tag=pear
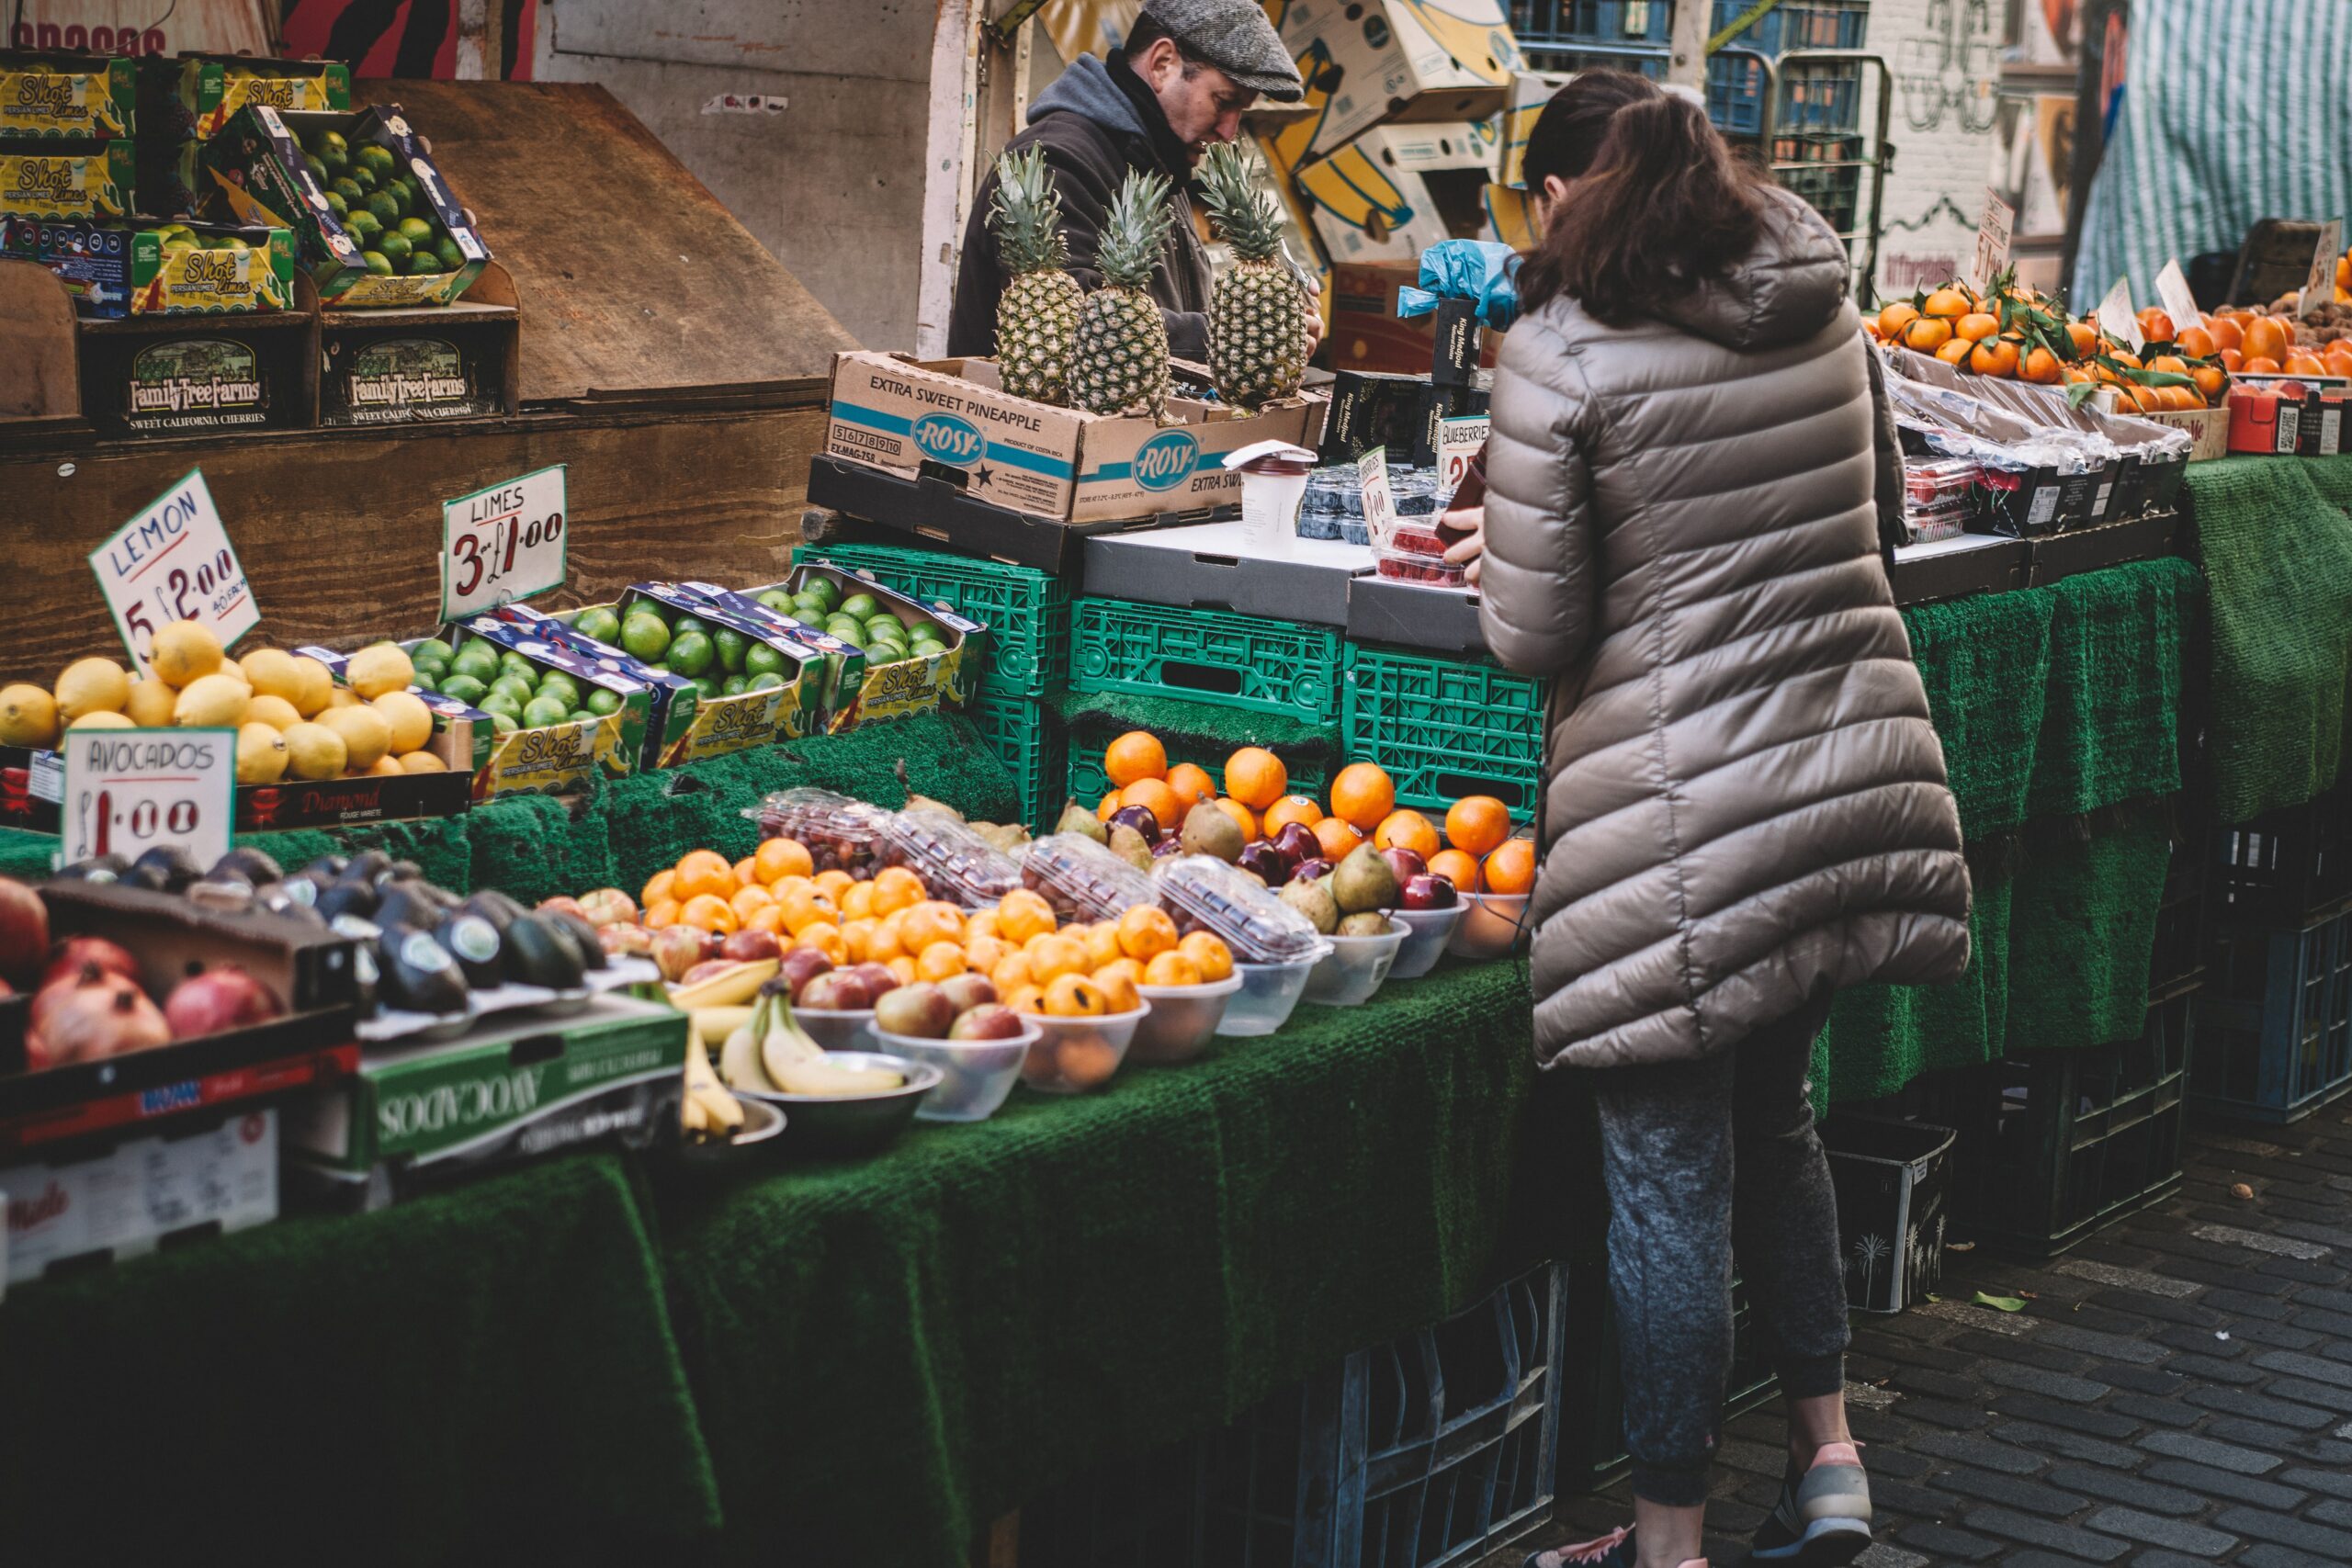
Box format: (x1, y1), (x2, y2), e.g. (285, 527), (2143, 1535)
(1055, 799), (1108, 845)
(1108, 822), (1154, 870)
(1179, 799), (1244, 863)
(1332, 842), (1399, 915)
(1279, 875), (1340, 934)
(1338, 911), (1391, 937)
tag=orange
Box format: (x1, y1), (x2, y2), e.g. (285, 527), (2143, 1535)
(733, 855), (759, 889)
(1967, 336), (2020, 378)
(2340, 254), (2352, 289)
(796, 921), (848, 966)
(917, 939), (968, 982)
(780, 887), (841, 937)
(996, 888), (1057, 944)
(886, 955), (918, 987)
(991, 951), (1038, 993)
(770, 874), (814, 903)
(2284, 352), (2329, 377)
(644, 898), (681, 931)
(1095, 788), (1123, 822)
(1935, 338), (1973, 366)
(1483, 838), (1536, 896)
(1329, 762), (1396, 831)
(812, 868), (856, 901)
(2064, 321), (2098, 358)
(1877, 302), (1919, 338)
(1043, 973), (1110, 1018)
(1953, 311), (1999, 343)
(754, 836), (814, 884)
(899, 899), (967, 953)
(1373, 808), (1441, 859)
(2327, 349), (2352, 378)
(2019, 345), (2063, 384)
(2204, 315), (2243, 354)
(1261, 794), (1325, 834)
(2192, 365), (2227, 400)
(1428, 848), (1483, 893)
(2147, 354), (2189, 378)
(1103, 730), (1168, 788)
(839, 917), (878, 963)
(641, 867), (676, 910)
(2244, 315), (2290, 366)
(1005, 982), (1047, 1015)
(2159, 384), (2200, 411)
(1122, 778), (1182, 832)
(2221, 347), (2245, 373)
(839, 880), (877, 922)
(1860, 316), (1883, 342)
(2062, 367), (2095, 386)
(747, 904), (786, 937)
(1899, 315), (1953, 352)
(964, 932), (1012, 975)
(2136, 307), (2175, 344)
(729, 885), (775, 923)
(1093, 963), (1142, 1014)
(679, 893), (739, 934)
(2176, 324), (2216, 359)
(1921, 287), (1972, 318)
(1223, 747), (1288, 810)
(1143, 951), (1203, 987)
(1080, 921), (1124, 969)
(869, 865), (925, 916)
(1163, 762), (1217, 808)
(965, 908), (1001, 942)
(1213, 796), (1260, 841)
(1311, 816), (1365, 860)
(1029, 933), (1090, 984)
(2109, 350), (2142, 371)
(1443, 795), (1511, 856)
(1178, 931), (1234, 981)
(1116, 905), (1181, 961)
(2243, 355), (2281, 375)
(673, 850), (734, 904)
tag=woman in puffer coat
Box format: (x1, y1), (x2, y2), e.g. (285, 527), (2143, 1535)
(1451, 73), (1973, 1568)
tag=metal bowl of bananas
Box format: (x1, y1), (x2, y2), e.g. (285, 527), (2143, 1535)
(675, 1092), (787, 1172)
(741, 1051), (942, 1158)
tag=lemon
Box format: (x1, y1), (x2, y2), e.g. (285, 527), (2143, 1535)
(318, 705), (391, 770)
(288, 655), (334, 717)
(246, 694), (302, 730)
(235, 722), (289, 784)
(150, 620), (223, 687)
(282, 722), (347, 781)
(172, 672), (250, 728)
(367, 755), (405, 777)
(347, 642), (414, 700)
(328, 688), (360, 709)
(54, 658), (130, 722)
(241, 649), (304, 703)
(67, 711), (135, 730)
(0, 684), (59, 748)
(397, 751), (448, 773)
(371, 690), (433, 753)
(124, 678), (177, 728)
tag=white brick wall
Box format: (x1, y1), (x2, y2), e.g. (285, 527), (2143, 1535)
(1860, 0), (2001, 301)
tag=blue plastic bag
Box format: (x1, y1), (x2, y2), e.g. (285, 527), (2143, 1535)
(1396, 241), (1520, 330)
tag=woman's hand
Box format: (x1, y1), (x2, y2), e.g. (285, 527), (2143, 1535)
(1441, 505), (1486, 585)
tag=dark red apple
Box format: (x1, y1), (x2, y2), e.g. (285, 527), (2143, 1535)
(875, 981), (956, 1039)
(1291, 857), (1333, 885)
(1379, 847), (1428, 885)
(948, 1002), (1027, 1040)
(848, 961), (898, 998)
(43, 935), (138, 991)
(1111, 803), (1163, 844)
(720, 929), (782, 964)
(1236, 840), (1295, 886)
(775, 945), (834, 998)
(937, 973), (998, 1015)
(0, 877), (49, 987)
(1271, 822), (1320, 863)
(1151, 838), (1182, 858)
(1401, 873), (1459, 910)
(797, 970), (870, 1011)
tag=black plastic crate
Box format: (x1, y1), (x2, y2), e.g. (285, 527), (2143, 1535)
(1021, 1263), (1567, 1568)
(2191, 910), (2352, 1123)
(2150, 832), (2210, 1001)
(1820, 1116), (1955, 1314)
(2212, 775), (2352, 928)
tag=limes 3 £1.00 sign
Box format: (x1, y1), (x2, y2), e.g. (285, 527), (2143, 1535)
(442, 464), (567, 620)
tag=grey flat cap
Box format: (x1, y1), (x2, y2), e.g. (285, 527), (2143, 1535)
(1139, 0), (1306, 100)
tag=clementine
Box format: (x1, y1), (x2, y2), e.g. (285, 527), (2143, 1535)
(1042, 973), (1111, 1017)
(1921, 287), (1972, 318)
(755, 836), (814, 885)
(1163, 761), (1217, 808)
(1214, 796), (1260, 840)
(1311, 816), (1365, 860)
(1223, 747), (1288, 810)
(1116, 904), (1181, 961)
(886, 955), (918, 987)
(1103, 729), (1168, 788)
(1483, 838), (1536, 896)
(991, 951), (1038, 993)
(1261, 794), (1325, 834)
(1935, 338), (1973, 366)
(2176, 324), (2216, 359)
(2221, 347), (2245, 373)
(1329, 761), (1396, 831)
(1142, 952), (1204, 987)
(673, 850), (734, 904)
(1429, 848), (1483, 893)
(1900, 315), (1953, 352)
(1178, 931), (1234, 981)
(678, 893), (739, 934)
(1953, 311), (1998, 343)
(1092, 962), (1142, 1014)
(1877, 302), (1919, 338)
(1374, 809), (1442, 859)
(1443, 795), (1512, 855)
(1028, 933), (1090, 984)
(644, 898), (681, 931)
(899, 899), (967, 953)
(917, 940), (968, 982)
(641, 868), (676, 910)
(2136, 307), (2175, 344)
(1003, 982), (1046, 1016)
(2064, 321), (2098, 358)
(2019, 345), (2063, 384)
(996, 888), (1057, 944)
(1122, 777), (1183, 832)
(869, 865), (926, 916)
(1095, 788), (1123, 822)
(2204, 315), (2243, 354)
(729, 885), (775, 923)
(2243, 315), (2290, 366)
(1968, 337), (2021, 377)
(733, 855), (759, 889)
(1079, 921), (1123, 969)
(2243, 355), (2281, 375)
(797, 922), (849, 967)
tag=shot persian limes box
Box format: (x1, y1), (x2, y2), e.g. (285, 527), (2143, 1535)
(0, 51), (134, 140)
(174, 55), (349, 141)
(0, 140), (131, 219)
(486, 602), (700, 772)
(414, 620), (653, 799)
(728, 567), (987, 728)
(673, 579), (872, 733)
(1, 215), (291, 318)
(198, 101), (490, 308)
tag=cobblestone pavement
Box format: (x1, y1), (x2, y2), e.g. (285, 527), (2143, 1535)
(1493, 1101), (2352, 1567)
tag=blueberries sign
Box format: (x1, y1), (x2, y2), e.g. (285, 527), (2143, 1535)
(1131, 429), (1199, 491)
(911, 412), (984, 468)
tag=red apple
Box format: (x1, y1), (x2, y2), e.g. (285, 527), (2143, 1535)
(0, 877), (49, 987)
(797, 970), (870, 1011)
(650, 924), (714, 984)
(162, 965), (282, 1040)
(937, 973), (998, 1015)
(948, 1002), (1027, 1041)
(43, 935), (138, 991)
(1379, 847), (1428, 885)
(1271, 822), (1320, 863)
(875, 982), (956, 1039)
(575, 888), (639, 928)
(537, 895), (589, 923)
(848, 962), (898, 998)
(1291, 857), (1333, 885)
(1401, 873), (1459, 910)
(775, 945), (834, 998)
(719, 929), (782, 964)
(1237, 840), (1295, 886)
(597, 922), (653, 958)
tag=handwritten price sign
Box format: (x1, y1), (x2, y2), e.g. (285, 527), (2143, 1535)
(88, 468), (258, 677)
(61, 727), (234, 872)
(441, 464), (567, 619)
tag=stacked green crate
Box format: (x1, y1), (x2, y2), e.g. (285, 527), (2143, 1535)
(1069, 599), (1343, 725)
(1342, 644), (1548, 817)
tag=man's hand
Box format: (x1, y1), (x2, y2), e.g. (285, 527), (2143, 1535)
(1441, 504), (1485, 585)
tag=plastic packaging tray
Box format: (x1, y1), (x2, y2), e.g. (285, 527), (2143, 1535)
(1023, 833), (1157, 924)
(746, 787), (889, 875)
(1154, 853), (1329, 964)
(876, 810), (1023, 908)
(1374, 542), (1470, 587)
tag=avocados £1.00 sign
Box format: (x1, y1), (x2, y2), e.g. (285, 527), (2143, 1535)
(87, 468), (259, 678)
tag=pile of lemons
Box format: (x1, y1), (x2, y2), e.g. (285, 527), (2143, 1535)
(0, 623), (448, 784)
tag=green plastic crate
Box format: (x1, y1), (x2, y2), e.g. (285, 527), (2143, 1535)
(1066, 739), (1330, 813)
(974, 691), (1069, 834)
(792, 542), (1069, 697)
(1070, 598), (1342, 724)
(1343, 644), (1548, 816)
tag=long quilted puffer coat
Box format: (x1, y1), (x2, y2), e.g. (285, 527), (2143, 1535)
(1478, 188), (1973, 1069)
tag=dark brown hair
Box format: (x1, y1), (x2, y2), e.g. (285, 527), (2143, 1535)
(1521, 69), (1662, 186)
(1516, 84), (1769, 325)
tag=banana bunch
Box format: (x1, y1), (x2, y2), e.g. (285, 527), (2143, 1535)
(718, 987), (903, 1098)
(680, 1036), (746, 1137)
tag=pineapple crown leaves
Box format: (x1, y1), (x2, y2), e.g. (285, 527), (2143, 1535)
(1197, 142), (1286, 264)
(1095, 168), (1176, 293)
(989, 146), (1070, 276)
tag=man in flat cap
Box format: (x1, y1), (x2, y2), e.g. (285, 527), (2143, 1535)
(949, 0), (1321, 367)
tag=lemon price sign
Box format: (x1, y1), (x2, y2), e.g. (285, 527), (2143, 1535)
(441, 464), (567, 619)
(87, 468), (258, 679)
(60, 727), (234, 873)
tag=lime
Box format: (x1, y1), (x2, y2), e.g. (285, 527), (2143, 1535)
(315, 130), (350, 162)
(620, 615), (670, 661)
(438, 673), (488, 705)
(435, 236), (465, 271)
(346, 164), (377, 194)
(755, 591), (794, 614)
(459, 637), (501, 662)
(344, 209), (381, 244)
(330, 176), (365, 207)
(522, 695), (571, 730)
(691, 677), (722, 702)
(584, 687), (622, 716)
(498, 652), (537, 680)
(406, 251), (442, 276)
(411, 658), (448, 686)
(362, 250), (395, 276)
(864, 644), (904, 665)
(672, 615), (710, 645)
(486, 711), (518, 736)
(477, 693), (523, 720)
(790, 598), (829, 622)
(450, 648), (498, 684)
(377, 231), (413, 265)
(304, 153), (329, 183)
(367, 191), (401, 228)
(802, 578), (842, 608)
(385, 178), (416, 219)
(567, 710), (598, 727)
(397, 217), (435, 246)
(356, 143), (396, 178)
(537, 674), (582, 707)
(746, 673), (784, 694)
(488, 675), (536, 706)
(866, 613), (908, 636)
(572, 606), (621, 645)
(413, 637), (456, 664)
(712, 627), (749, 673)
(824, 617), (864, 643)
(743, 644), (786, 680)
(631, 599), (677, 627)
(668, 631), (715, 678)
(720, 674), (748, 697)
(837, 592), (880, 621)
(322, 190), (348, 220)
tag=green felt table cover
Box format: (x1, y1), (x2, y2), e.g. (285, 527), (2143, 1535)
(2184, 457), (2352, 822)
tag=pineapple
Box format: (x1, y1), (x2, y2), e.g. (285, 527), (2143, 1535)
(988, 147), (1084, 406)
(1197, 142), (1309, 410)
(1070, 169), (1175, 419)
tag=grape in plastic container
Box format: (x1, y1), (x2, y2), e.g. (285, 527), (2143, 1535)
(1152, 853), (1328, 965)
(745, 787), (888, 875)
(876, 809), (1023, 908)
(1022, 833), (1158, 924)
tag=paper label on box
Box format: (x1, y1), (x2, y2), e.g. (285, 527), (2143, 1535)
(88, 468), (258, 675)
(60, 727), (235, 871)
(2092, 481), (2114, 518)
(441, 465), (567, 619)
(2097, 276), (2143, 352)
(2300, 219), (2343, 316)
(4, 1111), (277, 1285)
(2155, 259), (2202, 337)
(2027, 487), (2060, 527)
(2323, 408), (2343, 457)
(1968, 189), (2014, 294)
(1438, 415), (1490, 498)
(1358, 447), (1398, 546)
(2278, 403), (2301, 453)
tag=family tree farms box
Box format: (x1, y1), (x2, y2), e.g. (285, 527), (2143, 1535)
(825, 352), (1324, 525)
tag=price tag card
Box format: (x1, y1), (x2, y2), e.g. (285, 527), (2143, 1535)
(2299, 218), (2343, 316)
(2155, 259), (2203, 336)
(1437, 415), (1490, 499)
(441, 464), (568, 620)
(61, 727), (234, 872)
(2097, 276), (2143, 352)
(1356, 447), (1397, 547)
(87, 469), (257, 677)
(1968, 189), (2015, 294)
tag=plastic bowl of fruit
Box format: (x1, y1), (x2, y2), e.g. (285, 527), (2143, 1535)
(1217, 946), (1331, 1036)
(1302, 919), (1407, 1006)
(1387, 904), (1467, 979)
(742, 1052), (942, 1157)
(796, 1005), (877, 1054)
(1447, 894), (1532, 962)
(1020, 1005), (1149, 1093)
(1129, 974), (1244, 1064)
(876, 1021), (1040, 1122)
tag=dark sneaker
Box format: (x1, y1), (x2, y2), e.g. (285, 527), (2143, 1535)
(1748, 1442), (1871, 1564)
(1524, 1525), (1707, 1568)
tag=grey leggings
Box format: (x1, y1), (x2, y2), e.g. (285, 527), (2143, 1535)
(1592, 995), (1849, 1506)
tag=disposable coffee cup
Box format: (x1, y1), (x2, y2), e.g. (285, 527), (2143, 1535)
(1225, 440), (1317, 555)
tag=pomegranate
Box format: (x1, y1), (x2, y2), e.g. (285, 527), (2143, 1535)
(29, 971), (167, 1067)
(0, 877), (49, 987)
(163, 965), (284, 1041)
(42, 934), (139, 991)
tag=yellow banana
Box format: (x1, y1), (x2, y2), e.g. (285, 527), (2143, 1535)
(769, 1056), (904, 1098)
(669, 958), (779, 1010)
(684, 1039), (745, 1132)
(691, 1005), (756, 1048)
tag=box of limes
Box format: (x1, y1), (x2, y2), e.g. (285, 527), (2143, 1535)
(175, 55), (349, 141)
(578, 584), (834, 764)
(489, 602), (700, 773)
(724, 569), (988, 729)
(0, 51), (135, 140)
(416, 621), (652, 799)
(198, 102), (490, 309)
(1, 216), (292, 317)
(0, 140), (132, 220)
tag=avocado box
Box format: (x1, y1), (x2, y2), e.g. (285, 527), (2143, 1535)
(0, 51), (134, 140)
(737, 567), (986, 727)
(282, 992), (685, 1208)
(588, 582), (833, 761)
(198, 102), (491, 309)
(175, 55), (349, 141)
(0, 140), (132, 219)
(488, 602), (700, 771)
(824, 351), (1326, 525)
(1, 215), (292, 318)
(431, 617), (653, 798)
(674, 580), (871, 734)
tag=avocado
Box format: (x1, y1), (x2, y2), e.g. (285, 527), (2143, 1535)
(376, 925), (470, 1016)
(342, 850), (393, 886)
(210, 848), (285, 886)
(435, 911), (505, 989)
(56, 852), (129, 884)
(316, 876), (381, 923)
(128, 844), (204, 894)
(502, 913), (585, 990)
(371, 881), (443, 935)
(302, 854), (350, 881)
(461, 889), (528, 933)
(542, 909), (607, 972)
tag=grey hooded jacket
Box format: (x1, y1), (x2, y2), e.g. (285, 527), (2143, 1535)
(1479, 188), (1971, 1069)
